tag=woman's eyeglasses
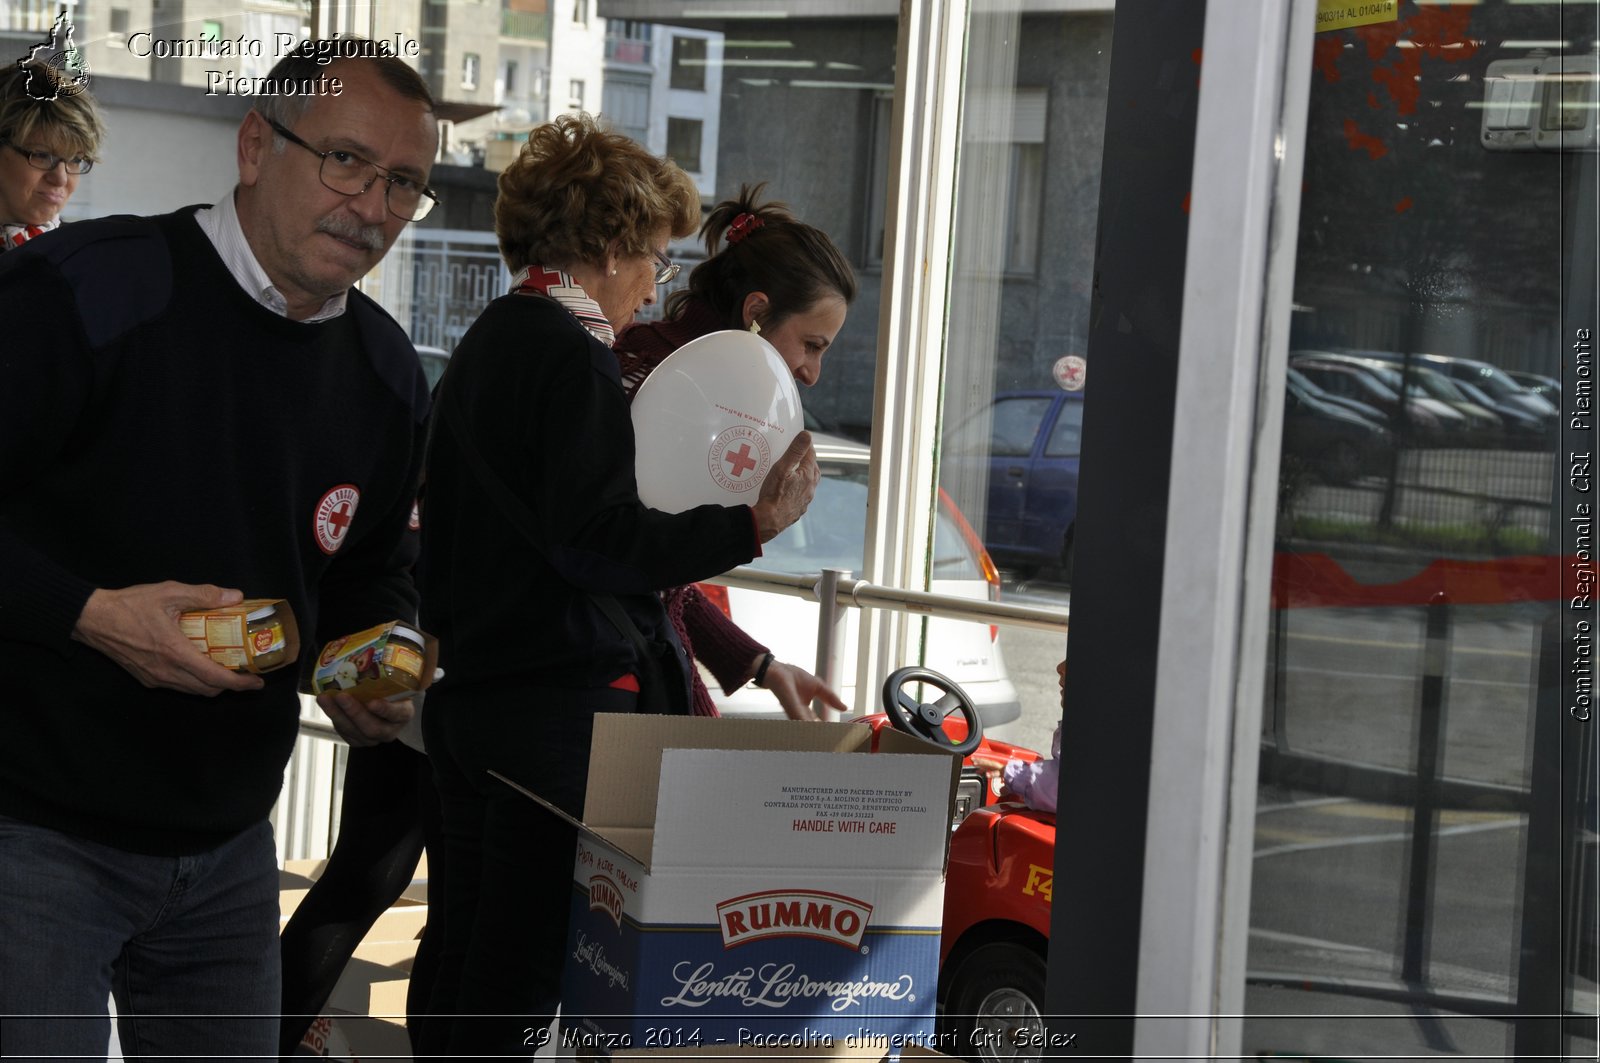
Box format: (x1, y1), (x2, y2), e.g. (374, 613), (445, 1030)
(3, 141), (93, 175)
(652, 248), (680, 285)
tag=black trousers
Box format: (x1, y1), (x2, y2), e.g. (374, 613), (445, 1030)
(277, 739), (443, 1059)
(416, 683), (636, 1060)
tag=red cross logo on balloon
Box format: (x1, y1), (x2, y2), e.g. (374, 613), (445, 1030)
(723, 443), (759, 478)
(708, 426), (771, 494)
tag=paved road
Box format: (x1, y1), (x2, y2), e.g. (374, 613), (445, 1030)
(984, 577), (1071, 754)
(982, 575), (1591, 1057)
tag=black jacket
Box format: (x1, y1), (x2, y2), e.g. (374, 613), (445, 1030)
(419, 293), (759, 693)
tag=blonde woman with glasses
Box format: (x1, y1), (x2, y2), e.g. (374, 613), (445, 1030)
(0, 60), (103, 252)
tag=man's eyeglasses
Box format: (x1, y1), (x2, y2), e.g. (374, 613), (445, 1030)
(652, 248), (680, 285)
(2, 141), (93, 175)
(264, 118), (439, 223)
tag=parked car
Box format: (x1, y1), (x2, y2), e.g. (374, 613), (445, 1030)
(1291, 351), (1471, 443)
(940, 390), (1084, 578)
(1319, 351), (1506, 445)
(1420, 353), (1561, 422)
(1449, 376), (1551, 447)
(1285, 365), (1387, 426)
(1282, 372), (1393, 482)
(1350, 349), (1560, 430)
(1507, 369), (1561, 408)
(1403, 363), (1510, 443)
(416, 344), (450, 390)
(705, 432), (1022, 729)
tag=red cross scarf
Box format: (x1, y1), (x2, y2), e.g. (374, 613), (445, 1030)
(509, 265), (615, 347)
(2, 219), (57, 251)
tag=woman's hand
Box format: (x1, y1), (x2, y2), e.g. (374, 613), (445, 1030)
(758, 658), (849, 722)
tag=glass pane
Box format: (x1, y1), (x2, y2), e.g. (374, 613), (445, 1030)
(670, 35), (707, 91)
(1246, 2), (1597, 1056)
(935, 4), (1111, 763)
(748, 457), (871, 577)
(1043, 400), (1085, 458)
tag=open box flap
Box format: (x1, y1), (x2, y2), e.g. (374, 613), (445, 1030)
(494, 716), (963, 870)
(579, 715), (895, 829)
(650, 749), (955, 872)
(485, 770), (658, 871)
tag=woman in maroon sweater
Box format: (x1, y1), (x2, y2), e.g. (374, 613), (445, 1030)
(614, 185), (858, 719)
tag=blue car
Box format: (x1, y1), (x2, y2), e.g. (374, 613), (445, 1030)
(942, 389), (1084, 577)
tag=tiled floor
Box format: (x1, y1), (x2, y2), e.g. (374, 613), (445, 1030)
(280, 858), (572, 1060)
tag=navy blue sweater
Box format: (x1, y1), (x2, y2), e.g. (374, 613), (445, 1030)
(0, 209), (428, 854)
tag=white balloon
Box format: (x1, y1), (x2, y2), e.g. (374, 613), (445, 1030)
(632, 330), (803, 513)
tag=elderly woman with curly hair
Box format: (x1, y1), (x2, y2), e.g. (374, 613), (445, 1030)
(0, 61), (103, 251)
(415, 114), (819, 1057)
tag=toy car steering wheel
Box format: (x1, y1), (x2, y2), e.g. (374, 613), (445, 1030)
(881, 667), (984, 756)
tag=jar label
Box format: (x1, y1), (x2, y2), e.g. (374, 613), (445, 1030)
(386, 644), (425, 680)
(251, 623), (285, 656)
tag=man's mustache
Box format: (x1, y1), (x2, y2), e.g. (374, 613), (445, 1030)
(316, 216), (384, 251)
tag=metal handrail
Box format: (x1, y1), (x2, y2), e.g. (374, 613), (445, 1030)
(705, 565), (1072, 633)
(298, 718), (342, 742)
(294, 567), (1067, 740)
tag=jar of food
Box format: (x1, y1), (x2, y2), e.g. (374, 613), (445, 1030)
(379, 625), (427, 691)
(246, 603), (290, 672)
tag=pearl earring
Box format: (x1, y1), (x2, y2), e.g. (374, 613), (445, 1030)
(749, 320), (762, 336)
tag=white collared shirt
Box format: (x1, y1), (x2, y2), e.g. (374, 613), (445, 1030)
(194, 192), (348, 323)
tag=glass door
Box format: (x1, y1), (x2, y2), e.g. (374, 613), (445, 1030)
(1243, 1), (1598, 1056)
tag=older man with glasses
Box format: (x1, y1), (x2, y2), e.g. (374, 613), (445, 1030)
(0, 41), (437, 1060)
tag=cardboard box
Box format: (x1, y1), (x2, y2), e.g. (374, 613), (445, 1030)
(307, 621), (439, 702)
(178, 598), (299, 674)
(503, 715), (961, 1060)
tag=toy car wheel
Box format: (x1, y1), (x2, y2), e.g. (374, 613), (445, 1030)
(945, 942), (1047, 1063)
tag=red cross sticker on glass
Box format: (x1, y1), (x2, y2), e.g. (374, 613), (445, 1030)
(723, 443), (759, 478)
(314, 484), (362, 555)
(1053, 354), (1087, 392)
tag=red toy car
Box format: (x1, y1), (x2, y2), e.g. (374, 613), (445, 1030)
(862, 668), (1055, 1062)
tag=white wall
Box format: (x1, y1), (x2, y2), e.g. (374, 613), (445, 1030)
(72, 104), (244, 220)
(547, 0), (605, 117)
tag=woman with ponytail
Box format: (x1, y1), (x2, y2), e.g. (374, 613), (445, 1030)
(613, 184), (858, 722)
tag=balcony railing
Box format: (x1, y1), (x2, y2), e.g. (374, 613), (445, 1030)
(500, 10), (549, 40)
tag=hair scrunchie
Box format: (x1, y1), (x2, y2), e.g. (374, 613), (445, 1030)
(726, 212), (766, 245)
